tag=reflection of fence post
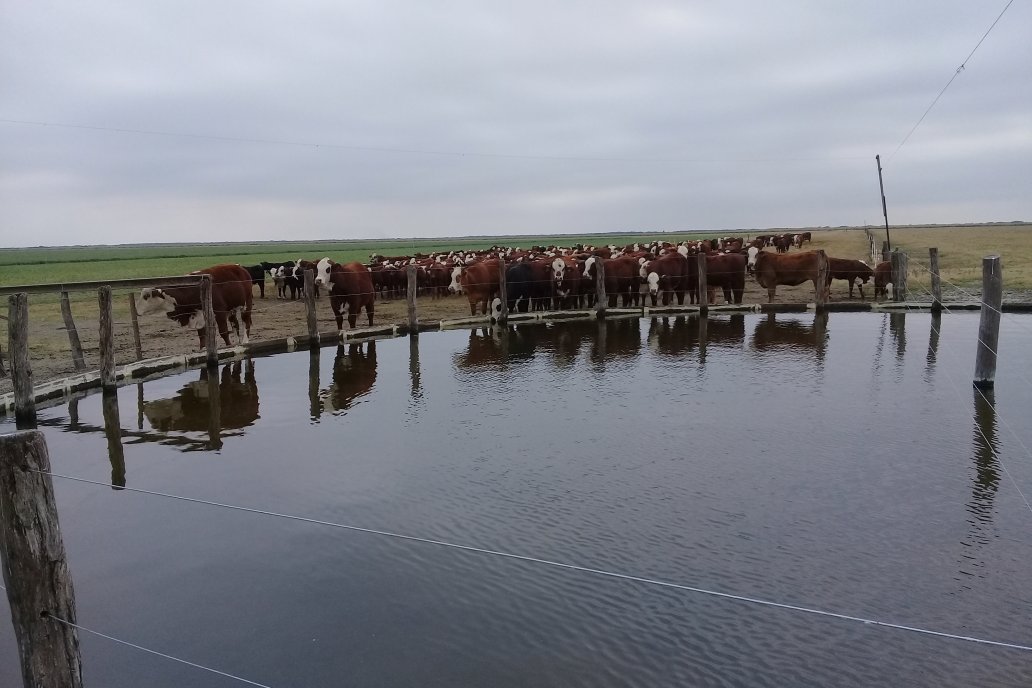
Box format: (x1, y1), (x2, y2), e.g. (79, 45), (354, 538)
(8, 293), (35, 428)
(929, 247), (942, 311)
(973, 255), (1002, 389)
(128, 293), (144, 360)
(199, 275), (217, 366)
(496, 258), (508, 324)
(696, 253), (708, 313)
(98, 286), (116, 389)
(206, 367), (223, 450)
(815, 249), (829, 307)
(304, 269), (319, 345)
(0, 430), (84, 688)
(59, 291), (86, 372)
(594, 259), (607, 317)
(406, 265), (418, 332)
(102, 390), (126, 489)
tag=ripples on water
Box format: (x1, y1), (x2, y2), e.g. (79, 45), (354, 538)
(2, 313), (1032, 687)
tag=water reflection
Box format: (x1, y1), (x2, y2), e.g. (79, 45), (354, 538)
(889, 312), (907, 363)
(647, 315), (746, 357)
(142, 360), (259, 449)
(102, 390), (125, 489)
(957, 387), (1001, 588)
(751, 312), (829, 359)
(925, 311), (941, 382)
(315, 343), (378, 417)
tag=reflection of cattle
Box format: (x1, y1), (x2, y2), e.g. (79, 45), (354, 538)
(647, 314), (746, 355)
(593, 318), (642, 360)
(827, 258), (874, 299)
(144, 360), (259, 432)
(319, 343), (378, 415)
(454, 328), (505, 370)
(753, 251), (826, 303)
(138, 263), (253, 348)
(752, 313), (828, 352)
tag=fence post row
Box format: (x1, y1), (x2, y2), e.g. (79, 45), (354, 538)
(0, 430), (85, 688)
(59, 292), (86, 372)
(8, 293), (35, 429)
(890, 251), (908, 302)
(928, 247), (942, 311)
(973, 255), (1003, 389)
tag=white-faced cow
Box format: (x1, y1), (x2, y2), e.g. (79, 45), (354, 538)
(138, 264), (253, 348)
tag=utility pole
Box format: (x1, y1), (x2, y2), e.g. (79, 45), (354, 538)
(876, 155), (892, 252)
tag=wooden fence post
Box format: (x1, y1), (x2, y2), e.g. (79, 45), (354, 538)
(0, 430), (84, 688)
(594, 258), (607, 317)
(929, 247), (942, 311)
(304, 269), (319, 345)
(697, 253), (708, 313)
(98, 286), (116, 389)
(406, 265), (418, 333)
(8, 293), (35, 429)
(815, 249), (829, 307)
(890, 251), (908, 303)
(59, 292), (86, 372)
(128, 293), (144, 361)
(973, 255), (1002, 389)
(198, 275), (217, 366)
(882, 241), (890, 263)
(496, 258), (508, 324)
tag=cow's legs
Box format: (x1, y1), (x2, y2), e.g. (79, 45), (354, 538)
(216, 312), (232, 346)
(767, 287), (776, 303)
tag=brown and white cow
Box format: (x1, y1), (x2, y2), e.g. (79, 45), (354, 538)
(705, 252), (747, 304)
(642, 252), (691, 306)
(450, 259), (501, 315)
(138, 263), (253, 348)
(873, 261), (893, 300)
(752, 250), (828, 303)
(827, 258), (874, 299)
(326, 262), (375, 329)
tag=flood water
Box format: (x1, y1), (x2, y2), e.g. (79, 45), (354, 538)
(3, 312), (1032, 687)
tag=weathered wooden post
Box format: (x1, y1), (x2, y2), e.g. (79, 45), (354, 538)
(0, 341), (6, 378)
(973, 255), (1002, 389)
(128, 293), (144, 360)
(815, 249), (830, 307)
(696, 253), (708, 313)
(304, 269), (319, 345)
(496, 257), (508, 324)
(594, 258), (607, 317)
(0, 430), (84, 688)
(882, 241), (890, 263)
(98, 286), (116, 389)
(59, 292), (86, 372)
(890, 251), (909, 303)
(199, 275), (217, 366)
(929, 247), (942, 311)
(8, 293), (35, 429)
(406, 265), (418, 333)
(101, 390), (126, 489)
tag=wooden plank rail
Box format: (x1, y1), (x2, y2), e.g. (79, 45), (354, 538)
(0, 274), (207, 297)
(0, 430), (84, 688)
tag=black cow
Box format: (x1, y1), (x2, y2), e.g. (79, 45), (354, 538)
(243, 264), (266, 298)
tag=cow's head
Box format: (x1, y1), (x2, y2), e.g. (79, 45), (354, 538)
(315, 257), (333, 287)
(448, 266), (464, 294)
(583, 256), (597, 281)
(646, 270), (661, 296)
(747, 246), (760, 274)
(138, 288), (175, 315)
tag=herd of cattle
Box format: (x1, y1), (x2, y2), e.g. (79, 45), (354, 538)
(136, 234), (895, 348)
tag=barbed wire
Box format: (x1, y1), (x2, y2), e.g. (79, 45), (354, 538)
(43, 613), (274, 688)
(31, 468), (1032, 653)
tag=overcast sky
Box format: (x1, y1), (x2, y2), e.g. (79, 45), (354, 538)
(2, 1), (1029, 247)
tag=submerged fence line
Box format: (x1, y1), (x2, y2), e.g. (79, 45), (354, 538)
(22, 466), (1032, 654)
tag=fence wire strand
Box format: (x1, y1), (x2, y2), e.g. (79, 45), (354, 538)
(32, 469), (1032, 653)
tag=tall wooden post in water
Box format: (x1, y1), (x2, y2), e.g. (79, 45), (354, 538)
(815, 250), (830, 307)
(973, 255), (1002, 389)
(496, 258), (508, 325)
(406, 265), (418, 333)
(696, 253), (708, 314)
(98, 286), (117, 389)
(0, 430), (84, 688)
(304, 269), (319, 345)
(594, 259), (607, 318)
(199, 275), (218, 366)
